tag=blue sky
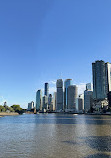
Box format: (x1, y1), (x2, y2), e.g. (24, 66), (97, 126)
(0, 0), (111, 108)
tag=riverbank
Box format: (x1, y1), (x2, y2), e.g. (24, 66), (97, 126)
(0, 112), (19, 116)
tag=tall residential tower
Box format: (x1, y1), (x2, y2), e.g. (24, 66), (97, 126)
(56, 79), (63, 111)
(36, 90), (42, 111)
(64, 79), (73, 109)
(67, 85), (78, 111)
(44, 83), (49, 97)
(92, 60), (111, 101)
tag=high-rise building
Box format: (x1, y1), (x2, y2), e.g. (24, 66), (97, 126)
(44, 83), (49, 97)
(28, 101), (34, 111)
(67, 85), (78, 110)
(49, 100), (54, 111)
(105, 62), (111, 95)
(92, 60), (111, 101)
(78, 98), (84, 112)
(79, 93), (84, 110)
(36, 90), (42, 111)
(64, 79), (73, 109)
(86, 83), (93, 91)
(42, 95), (48, 110)
(53, 92), (56, 111)
(108, 91), (111, 107)
(48, 94), (52, 110)
(84, 90), (93, 112)
(48, 94), (53, 105)
(56, 79), (63, 111)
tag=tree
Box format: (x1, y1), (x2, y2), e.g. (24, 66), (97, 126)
(11, 105), (23, 114)
(8, 107), (15, 112)
(11, 105), (21, 111)
(0, 105), (5, 112)
(3, 105), (9, 111)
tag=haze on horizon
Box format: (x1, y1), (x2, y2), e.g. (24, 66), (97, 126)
(0, 0), (111, 108)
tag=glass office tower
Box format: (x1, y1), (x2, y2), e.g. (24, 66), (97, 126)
(67, 85), (78, 110)
(64, 79), (73, 109)
(56, 79), (63, 111)
(44, 83), (49, 97)
(36, 89), (42, 111)
(92, 60), (111, 101)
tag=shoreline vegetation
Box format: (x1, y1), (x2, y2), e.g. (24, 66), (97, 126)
(0, 104), (26, 116)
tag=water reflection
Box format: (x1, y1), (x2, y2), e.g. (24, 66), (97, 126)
(81, 136), (111, 152)
(1, 114), (111, 125)
(0, 114), (111, 158)
(85, 153), (111, 158)
(62, 136), (111, 152)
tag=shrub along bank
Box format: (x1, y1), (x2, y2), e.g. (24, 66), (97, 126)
(0, 104), (26, 114)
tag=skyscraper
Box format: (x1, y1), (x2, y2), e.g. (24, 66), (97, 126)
(56, 79), (63, 111)
(44, 83), (49, 97)
(86, 83), (93, 91)
(64, 79), (73, 109)
(48, 94), (53, 105)
(92, 60), (111, 100)
(28, 101), (34, 111)
(105, 62), (111, 95)
(48, 94), (54, 111)
(108, 91), (111, 107)
(78, 98), (84, 112)
(79, 93), (84, 110)
(84, 90), (93, 112)
(67, 85), (78, 110)
(42, 95), (48, 110)
(36, 90), (42, 111)
(53, 92), (56, 111)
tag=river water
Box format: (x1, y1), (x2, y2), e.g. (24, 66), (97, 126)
(0, 114), (111, 158)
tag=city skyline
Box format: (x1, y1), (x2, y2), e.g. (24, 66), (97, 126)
(0, 60), (110, 108)
(1, 0), (111, 108)
(34, 60), (111, 113)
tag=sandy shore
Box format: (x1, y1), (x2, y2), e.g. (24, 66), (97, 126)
(0, 112), (19, 116)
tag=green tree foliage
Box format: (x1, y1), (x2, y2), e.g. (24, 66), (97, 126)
(3, 105), (9, 111)
(11, 105), (21, 112)
(8, 107), (15, 112)
(0, 105), (6, 112)
(11, 105), (25, 114)
(0, 104), (25, 114)
(0, 104), (26, 114)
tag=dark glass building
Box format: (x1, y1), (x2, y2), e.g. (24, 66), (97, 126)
(92, 60), (111, 101)
(108, 91), (111, 107)
(44, 83), (49, 97)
